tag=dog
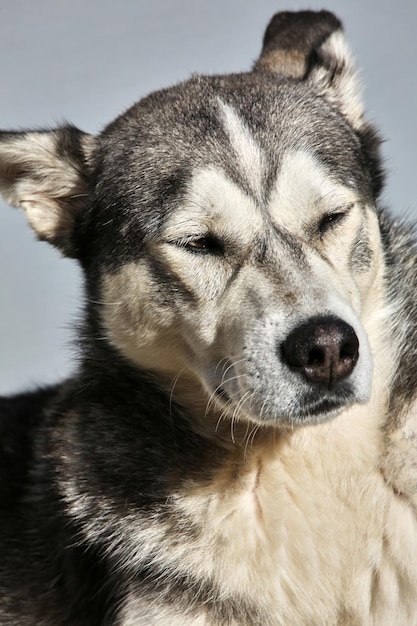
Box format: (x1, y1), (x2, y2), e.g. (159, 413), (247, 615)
(1, 9), (417, 625)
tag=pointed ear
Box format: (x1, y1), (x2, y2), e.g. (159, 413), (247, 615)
(254, 10), (364, 130)
(0, 126), (95, 257)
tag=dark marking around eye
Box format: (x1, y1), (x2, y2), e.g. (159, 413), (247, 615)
(146, 255), (197, 303)
(177, 235), (224, 256)
(318, 211), (347, 236)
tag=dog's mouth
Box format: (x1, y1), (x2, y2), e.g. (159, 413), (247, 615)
(283, 395), (355, 425)
(208, 376), (358, 427)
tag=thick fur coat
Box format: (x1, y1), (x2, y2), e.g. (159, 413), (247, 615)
(0, 10), (416, 626)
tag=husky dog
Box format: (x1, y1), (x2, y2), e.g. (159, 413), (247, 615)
(0, 9), (417, 626)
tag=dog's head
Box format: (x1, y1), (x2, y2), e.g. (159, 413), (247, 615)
(0, 11), (385, 427)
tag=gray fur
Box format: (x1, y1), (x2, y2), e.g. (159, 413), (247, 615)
(0, 10), (416, 626)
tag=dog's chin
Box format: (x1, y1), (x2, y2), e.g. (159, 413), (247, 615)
(212, 386), (361, 428)
(273, 400), (353, 427)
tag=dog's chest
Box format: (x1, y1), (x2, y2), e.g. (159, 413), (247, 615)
(119, 430), (417, 625)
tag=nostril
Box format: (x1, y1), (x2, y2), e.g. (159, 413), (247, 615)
(307, 348), (325, 366)
(281, 316), (359, 388)
(340, 339), (359, 359)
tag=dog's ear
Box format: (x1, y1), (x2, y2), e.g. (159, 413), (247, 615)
(254, 10), (364, 130)
(0, 126), (95, 257)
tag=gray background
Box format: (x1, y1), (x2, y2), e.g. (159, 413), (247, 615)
(0, 0), (416, 394)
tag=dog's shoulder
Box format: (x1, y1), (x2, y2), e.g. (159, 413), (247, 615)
(0, 386), (58, 500)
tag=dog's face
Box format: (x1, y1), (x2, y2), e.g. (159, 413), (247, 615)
(0, 11), (384, 427)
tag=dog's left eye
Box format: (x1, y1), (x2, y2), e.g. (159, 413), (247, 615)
(318, 211), (346, 236)
(179, 235), (223, 255)
(186, 237), (210, 252)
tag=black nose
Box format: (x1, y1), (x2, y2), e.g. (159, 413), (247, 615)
(281, 316), (359, 388)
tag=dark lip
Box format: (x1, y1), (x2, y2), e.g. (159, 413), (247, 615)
(212, 385), (354, 424)
(281, 382), (357, 418)
(254, 399), (351, 427)
(292, 397), (350, 420)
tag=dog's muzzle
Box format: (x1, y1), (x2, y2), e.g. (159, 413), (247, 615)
(203, 311), (370, 426)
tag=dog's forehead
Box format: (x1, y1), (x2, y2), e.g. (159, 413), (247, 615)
(95, 73), (370, 241)
(101, 74), (363, 167)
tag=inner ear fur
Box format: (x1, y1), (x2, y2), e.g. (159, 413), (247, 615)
(0, 125), (95, 257)
(254, 10), (365, 131)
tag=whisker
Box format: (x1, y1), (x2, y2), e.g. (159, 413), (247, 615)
(204, 357), (243, 417)
(228, 389), (254, 444)
(244, 421), (260, 459)
(169, 368), (188, 418)
(219, 358), (246, 386)
(88, 299), (121, 306)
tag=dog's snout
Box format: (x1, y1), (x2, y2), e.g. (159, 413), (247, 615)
(281, 316), (359, 388)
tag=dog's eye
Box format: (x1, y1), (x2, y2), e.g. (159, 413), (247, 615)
(181, 235), (223, 255)
(186, 237), (210, 251)
(318, 212), (346, 236)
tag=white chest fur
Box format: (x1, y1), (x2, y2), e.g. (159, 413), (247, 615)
(119, 408), (417, 626)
